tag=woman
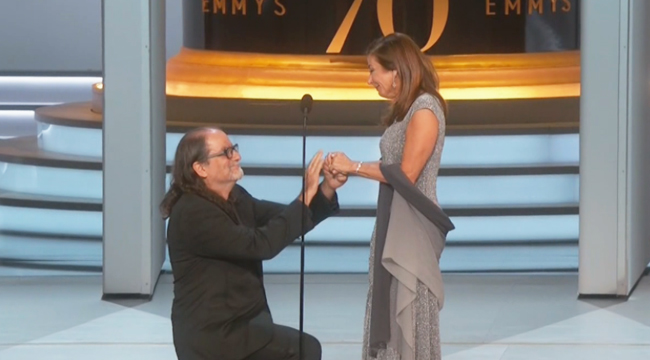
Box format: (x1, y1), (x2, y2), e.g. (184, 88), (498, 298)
(327, 33), (451, 360)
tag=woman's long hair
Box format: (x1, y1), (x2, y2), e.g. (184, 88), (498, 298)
(160, 127), (238, 221)
(366, 32), (448, 126)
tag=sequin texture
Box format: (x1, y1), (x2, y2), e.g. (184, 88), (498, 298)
(361, 93), (446, 360)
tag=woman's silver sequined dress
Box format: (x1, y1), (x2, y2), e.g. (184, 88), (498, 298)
(362, 93), (447, 360)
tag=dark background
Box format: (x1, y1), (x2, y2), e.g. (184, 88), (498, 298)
(184, 0), (580, 55)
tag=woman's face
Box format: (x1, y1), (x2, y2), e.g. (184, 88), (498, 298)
(367, 55), (398, 100)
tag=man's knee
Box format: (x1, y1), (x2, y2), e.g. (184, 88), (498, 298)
(300, 332), (321, 360)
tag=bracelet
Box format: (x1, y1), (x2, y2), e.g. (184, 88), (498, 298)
(355, 161), (363, 173)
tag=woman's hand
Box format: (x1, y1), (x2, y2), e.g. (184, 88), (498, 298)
(327, 153), (388, 184)
(327, 152), (356, 175)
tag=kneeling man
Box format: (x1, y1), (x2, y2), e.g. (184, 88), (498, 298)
(161, 127), (346, 360)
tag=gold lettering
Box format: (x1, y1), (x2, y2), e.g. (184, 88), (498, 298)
(274, 0), (286, 16)
(202, 0), (209, 13)
(550, 0), (558, 12)
(232, 0), (246, 14)
(326, 0), (364, 53)
(328, 0), (448, 54)
(486, 0), (496, 15)
(505, 0), (521, 15)
(562, 0), (571, 12)
(256, 0), (265, 15)
(418, 0), (448, 52)
(528, 0), (543, 14)
(377, 0), (393, 37)
(213, 0), (226, 14)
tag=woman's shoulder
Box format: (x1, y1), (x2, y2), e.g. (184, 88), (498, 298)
(408, 92), (445, 120)
(411, 92), (441, 110)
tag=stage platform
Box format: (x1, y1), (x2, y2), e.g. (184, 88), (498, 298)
(1, 273), (650, 360)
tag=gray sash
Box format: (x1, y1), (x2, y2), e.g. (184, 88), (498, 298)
(368, 163), (455, 357)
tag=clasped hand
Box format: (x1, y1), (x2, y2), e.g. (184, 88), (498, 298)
(301, 151), (349, 205)
(325, 152), (355, 176)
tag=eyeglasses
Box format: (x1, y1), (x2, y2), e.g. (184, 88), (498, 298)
(207, 144), (239, 160)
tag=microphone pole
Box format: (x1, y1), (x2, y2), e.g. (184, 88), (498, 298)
(299, 93), (312, 360)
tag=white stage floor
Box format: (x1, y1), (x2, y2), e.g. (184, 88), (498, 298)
(1, 273), (650, 360)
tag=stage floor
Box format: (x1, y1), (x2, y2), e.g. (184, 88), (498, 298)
(1, 273), (650, 359)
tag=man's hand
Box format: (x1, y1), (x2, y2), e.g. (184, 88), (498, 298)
(320, 160), (348, 200)
(324, 160), (348, 189)
(299, 151), (324, 206)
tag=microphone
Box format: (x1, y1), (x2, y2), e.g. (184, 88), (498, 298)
(298, 93), (312, 360)
(300, 94), (313, 114)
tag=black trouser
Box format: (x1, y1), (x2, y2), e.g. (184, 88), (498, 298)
(244, 324), (322, 360)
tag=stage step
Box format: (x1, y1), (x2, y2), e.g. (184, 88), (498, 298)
(0, 135), (580, 174)
(0, 136), (579, 212)
(0, 190), (578, 242)
(0, 110), (36, 139)
(0, 232), (578, 273)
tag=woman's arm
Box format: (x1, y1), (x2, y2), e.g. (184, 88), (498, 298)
(329, 108), (439, 184)
(400, 109), (440, 183)
(327, 156), (388, 183)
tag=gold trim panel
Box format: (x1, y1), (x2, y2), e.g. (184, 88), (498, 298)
(165, 48), (580, 101)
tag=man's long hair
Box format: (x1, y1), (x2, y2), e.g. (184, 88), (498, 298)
(366, 32), (448, 126)
(160, 127), (237, 221)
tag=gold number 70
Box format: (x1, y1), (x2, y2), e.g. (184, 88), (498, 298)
(326, 0), (449, 54)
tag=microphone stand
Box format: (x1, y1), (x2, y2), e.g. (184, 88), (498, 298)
(299, 107), (307, 360)
(299, 94), (312, 360)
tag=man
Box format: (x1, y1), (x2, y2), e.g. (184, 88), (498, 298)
(160, 127), (346, 360)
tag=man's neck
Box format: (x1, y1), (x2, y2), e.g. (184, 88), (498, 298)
(207, 182), (235, 202)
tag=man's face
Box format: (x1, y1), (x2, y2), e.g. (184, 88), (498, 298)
(195, 131), (243, 188)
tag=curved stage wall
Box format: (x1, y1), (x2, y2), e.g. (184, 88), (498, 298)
(0, 0), (582, 274)
(0, 96), (580, 274)
(167, 0), (581, 101)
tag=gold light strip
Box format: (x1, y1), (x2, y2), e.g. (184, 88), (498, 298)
(165, 82), (580, 101)
(166, 48), (580, 100)
(82, 47), (578, 101)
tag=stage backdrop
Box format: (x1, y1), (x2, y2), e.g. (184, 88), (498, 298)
(185, 0), (579, 55)
(166, 0), (581, 102)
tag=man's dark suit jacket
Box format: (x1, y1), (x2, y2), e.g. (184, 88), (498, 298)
(166, 185), (339, 360)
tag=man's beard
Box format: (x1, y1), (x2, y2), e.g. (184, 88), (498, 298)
(230, 166), (244, 181)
